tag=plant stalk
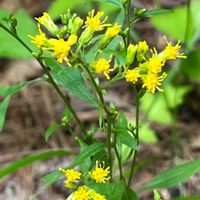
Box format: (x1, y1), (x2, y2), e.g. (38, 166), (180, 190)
(0, 23), (87, 135)
(128, 86), (140, 186)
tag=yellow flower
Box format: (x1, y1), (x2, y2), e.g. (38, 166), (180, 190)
(138, 41), (149, 54)
(137, 41), (149, 61)
(98, 23), (120, 49)
(161, 36), (187, 60)
(74, 186), (89, 200)
(125, 44), (138, 66)
(85, 10), (110, 31)
(142, 72), (167, 94)
(125, 69), (140, 84)
(89, 161), (110, 183)
(91, 58), (114, 80)
(59, 168), (81, 187)
(48, 34), (77, 63)
(105, 23), (120, 38)
(36, 12), (59, 35)
(29, 24), (46, 48)
(67, 34), (78, 46)
(148, 49), (164, 74)
(94, 193), (107, 200)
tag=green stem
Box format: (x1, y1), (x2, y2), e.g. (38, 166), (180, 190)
(107, 114), (113, 179)
(0, 23), (87, 135)
(101, 75), (123, 89)
(79, 60), (110, 115)
(128, 86), (140, 186)
(184, 0), (191, 49)
(78, 59), (113, 178)
(113, 134), (123, 180)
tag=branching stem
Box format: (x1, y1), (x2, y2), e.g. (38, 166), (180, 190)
(0, 23), (87, 135)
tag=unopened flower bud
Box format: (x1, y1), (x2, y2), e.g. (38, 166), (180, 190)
(139, 62), (148, 74)
(99, 23), (120, 49)
(79, 27), (93, 45)
(68, 16), (83, 34)
(9, 16), (17, 33)
(123, 28), (129, 36)
(126, 44), (138, 66)
(60, 9), (71, 24)
(72, 16), (83, 33)
(36, 12), (59, 36)
(58, 25), (68, 38)
(134, 8), (146, 17)
(136, 41), (148, 62)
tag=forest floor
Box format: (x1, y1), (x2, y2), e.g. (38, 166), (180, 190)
(0, 0), (200, 199)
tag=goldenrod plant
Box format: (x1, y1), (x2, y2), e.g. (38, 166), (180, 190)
(1, 0), (200, 199)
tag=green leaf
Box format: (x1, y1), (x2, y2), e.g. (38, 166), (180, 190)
(181, 50), (200, 83)
(0, 78), (42, 97)
(0, 9), (37, 59)
(139, 123), (157, 144)
(0, 150), (71, 179)
(141, 85), (191, 124)
(72, 142), (105, 167)
(89, 182), (138, 200)
(0, 95), (11, 132)
(115, 112), (138, 150)
(116, 112), (128, 129)
(42, 142), (105, 185)
(117, 131), (138, 150)
(44, 58), (98, 106)
(122, 186), (138, 200)
(44, 123), (61, 142)
(93, 0), (122, 8)
(143, 9), (172, 18)
(151, 1), (200, 45)
(140, 158), (200, 191)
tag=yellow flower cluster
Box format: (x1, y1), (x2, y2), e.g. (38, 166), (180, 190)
(29, 10), (186, 94)
(91, 58), (115, 80)
(59, 168), (81, 189)
(29, 11), (120, 68)
(59, 161), (110, 200)
(125, 38), (186, 94)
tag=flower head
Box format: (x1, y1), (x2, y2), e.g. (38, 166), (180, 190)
(125, 69), (140, 84)
(85, 10), (110, 31)
(161, 36), (187, 60)
(137, 41), (149, 54)
(142, 72), (167, 94)
(148, 49), (165, 74)
(36, 12), (59, 35)
(29, 24), (47, 48)
(93, 193), (107, 200)
(105, 23), (120, 38)
(74, 186), (89, 200)
(91, 57), (114, 80)
(48, 34), (77, 63)
(125, 43), (138, 66)
(59, 168), (81, 188)
(137, 41), (149, 61)
(89, 161), (110, 183)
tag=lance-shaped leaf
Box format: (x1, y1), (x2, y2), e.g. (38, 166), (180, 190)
(42, 142), (105, 185)
(0, 78), (42, 97)
(0, 150), (72, 179)
(44, 58), (98, 106)
(140, 158), (200, 191)
(0, 95), (11, 131)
